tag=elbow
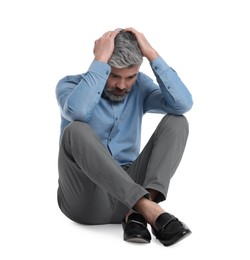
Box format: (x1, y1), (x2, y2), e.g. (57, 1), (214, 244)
(181, 93), (194, 113)
(172, 99), (193, 115)
(69, 110), (91, 122)
(62, 105), (91, 123)
(183, 99), (193, 113)
(70, 112), (90, 122)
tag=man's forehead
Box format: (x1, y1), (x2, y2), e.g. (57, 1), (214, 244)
(111, 65), (140, 76)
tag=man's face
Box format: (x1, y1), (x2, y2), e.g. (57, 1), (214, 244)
(104, 65), (140, 102)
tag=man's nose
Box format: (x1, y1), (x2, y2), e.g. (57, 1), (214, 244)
(116, 80), (126, 89)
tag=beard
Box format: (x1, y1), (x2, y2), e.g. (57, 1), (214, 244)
(103, 87), (131, 102)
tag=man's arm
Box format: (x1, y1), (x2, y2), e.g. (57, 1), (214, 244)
(56, 30), (121, 122)
(56, 61), (110, 122)
(126, 27), (193, 114)
(150, 57), (193, 114)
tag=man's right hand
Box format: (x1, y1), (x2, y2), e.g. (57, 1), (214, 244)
(93, 29), (121, 63)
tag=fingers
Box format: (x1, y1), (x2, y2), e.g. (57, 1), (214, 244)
(101, 28), (122, 38)
(124, 27), (136, 33)
(124, 27), (158, 61)
(102, 31), (112, 37)
(93, 29), (123, 62)
(124, 27), (145, 41)
(101, 27), (139, 39)
(124, 27), (141, 35)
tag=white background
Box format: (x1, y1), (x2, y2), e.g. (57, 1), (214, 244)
(1, 0), (250, 259)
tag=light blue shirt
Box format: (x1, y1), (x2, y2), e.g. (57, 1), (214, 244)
(56, 57), (193, 166)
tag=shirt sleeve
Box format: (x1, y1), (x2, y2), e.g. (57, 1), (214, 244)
(56, 60), (111, 122)
(143, 57), (193, 115)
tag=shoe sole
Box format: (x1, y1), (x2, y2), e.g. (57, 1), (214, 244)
(124, 233), (151, 243)
(125, 237), (151, 243)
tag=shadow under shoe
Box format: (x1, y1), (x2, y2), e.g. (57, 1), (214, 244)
(122, 213), (151, 243)
(151, 212), (191, 246)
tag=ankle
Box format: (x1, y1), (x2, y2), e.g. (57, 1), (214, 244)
(133, 197), (165, 227)
(125, 210), (136, 222)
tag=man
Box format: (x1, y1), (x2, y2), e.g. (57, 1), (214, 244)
(55, 27), (193, 246)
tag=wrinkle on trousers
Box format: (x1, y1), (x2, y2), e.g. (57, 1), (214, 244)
(57, 115), (189, 224)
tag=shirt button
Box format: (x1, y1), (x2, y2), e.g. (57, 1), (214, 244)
(106, 71), (109, 75)
(154, 66), (158, 70)
(115, 117), (118, 121)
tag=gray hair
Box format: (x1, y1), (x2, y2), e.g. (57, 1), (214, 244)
(108, 30), (143, 68)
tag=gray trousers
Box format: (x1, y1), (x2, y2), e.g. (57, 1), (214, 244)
(57, 115), (189, 224)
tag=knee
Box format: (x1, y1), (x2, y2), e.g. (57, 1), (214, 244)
(160, 114), (189, 135)
(61, 121), (94, 144)
(66, 120), (89, 132)
(64, 121), (92, 137)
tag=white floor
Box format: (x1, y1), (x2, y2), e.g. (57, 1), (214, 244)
(1, 113), (249, 260)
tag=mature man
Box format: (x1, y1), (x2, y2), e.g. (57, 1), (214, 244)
(56, 27), (193, 246)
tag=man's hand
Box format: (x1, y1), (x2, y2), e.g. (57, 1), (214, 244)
(125, 27), (159, 62)
(93, 29), (121, 63)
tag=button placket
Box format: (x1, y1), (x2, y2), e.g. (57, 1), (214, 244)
(107, 103), (118, 145)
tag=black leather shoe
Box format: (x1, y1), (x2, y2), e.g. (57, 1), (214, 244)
(122, 213), (151, 243)
(151, 213), (191, 246)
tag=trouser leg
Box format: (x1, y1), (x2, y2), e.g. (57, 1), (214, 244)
(127, 114), (189, 203)
(57, 121), (148, 224)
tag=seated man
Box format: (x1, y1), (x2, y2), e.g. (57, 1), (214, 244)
(55, 27), (193, 246)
